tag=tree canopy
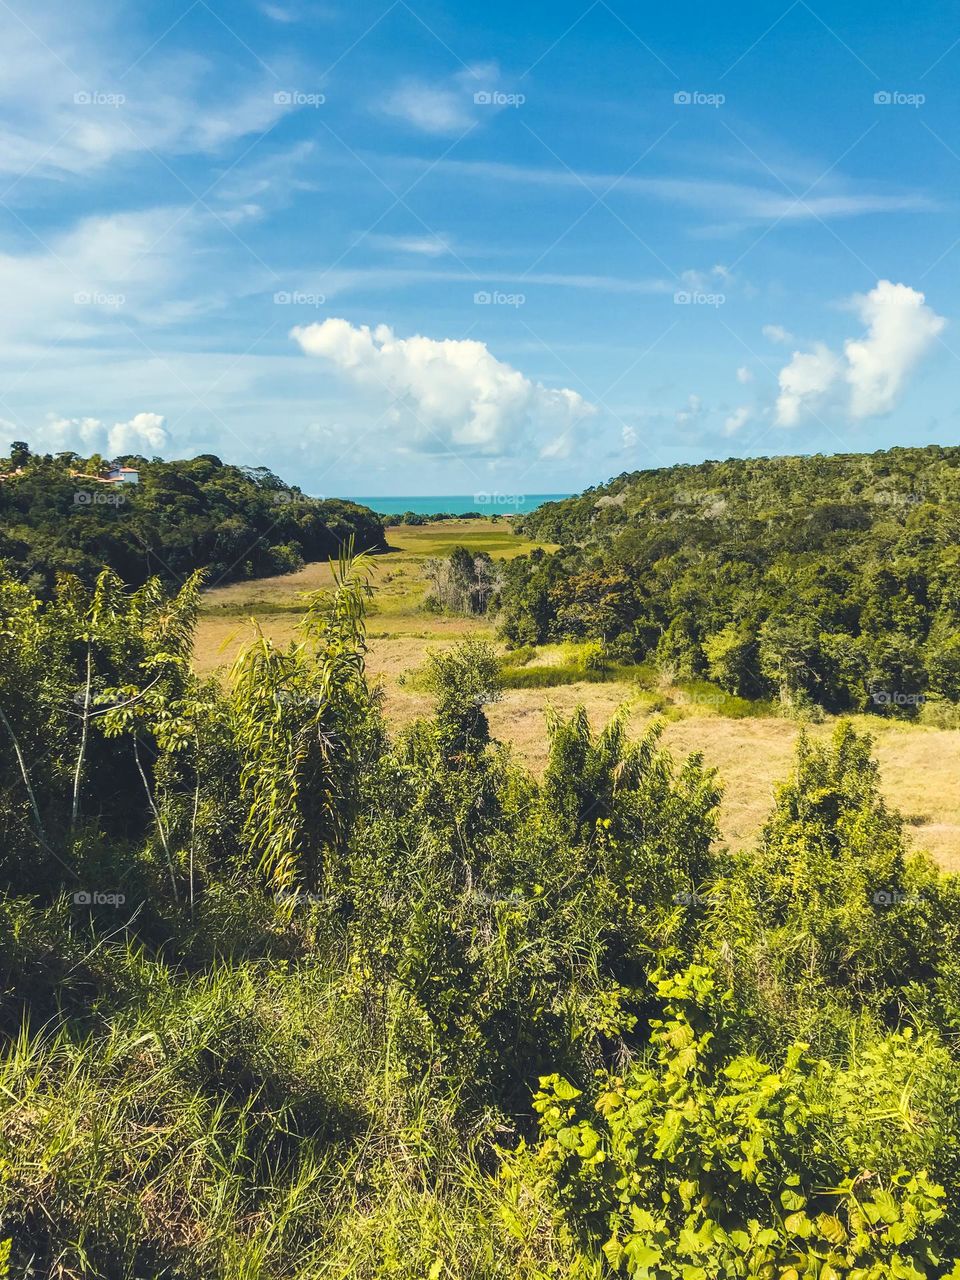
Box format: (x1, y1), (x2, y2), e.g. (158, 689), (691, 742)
(500, 444), (960, 715)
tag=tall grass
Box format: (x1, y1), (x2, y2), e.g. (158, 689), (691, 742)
(0, 916), (569, 1279)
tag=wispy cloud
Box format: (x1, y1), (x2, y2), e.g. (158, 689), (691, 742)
(299, 265), (674, 298)
(403, 157), (940, 222)
(366, 232), (454, 257)
(762, 324), (793, 344)
(0, 5), (294, 183)
(0, 208), (208, 343)
(380, 63), (498, 135)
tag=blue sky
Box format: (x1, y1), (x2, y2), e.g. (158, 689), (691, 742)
(1, 0), (958, 496)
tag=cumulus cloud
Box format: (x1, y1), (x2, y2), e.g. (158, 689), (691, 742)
(290, 318), (595, 457)
(844, 280), (946, 418)
(38, 411), (169, 457)
(774, 281), (944, 427)
(775, 343), (845, 427)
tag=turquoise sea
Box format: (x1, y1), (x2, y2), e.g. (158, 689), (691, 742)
(346, 493), (572, 516)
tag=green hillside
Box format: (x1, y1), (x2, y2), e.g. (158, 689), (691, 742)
(501, 445), (960, 715)
(0, 441), (385, 592)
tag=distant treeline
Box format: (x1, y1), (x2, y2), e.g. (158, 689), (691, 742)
(0, 441), (385, 592)
(502, 444), (960, 715)
(381, 509), (495, 526)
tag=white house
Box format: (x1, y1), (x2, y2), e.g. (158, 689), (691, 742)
(106, 466), (140, 485)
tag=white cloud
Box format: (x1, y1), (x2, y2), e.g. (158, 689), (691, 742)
(311, 265), (672, 298)
(0, 5), (293, 180)
(775, 343), (845, 427)
(261, 3), (297, 20)
(108, 411), (169, 455)
(37, 411), (169, 457)
(844, 280), (946, 419)
(0, 207), (212, 347)
(417, 157), (939, 223)
(774, 281), (945, 427)
(290, 318), (595, 456)
(681, 265), (733, 291)
(723, 405), (752, 435)
(622, 424), (637, 449)
(381, 64), (498, 135)
(219, 203), (265, 227)
(383, 82), (474, 134)
(675, 393), (702, 426)
(736, 366), (753, 384)
(763, 324), (793, 344)
(367, 233), (453, 257)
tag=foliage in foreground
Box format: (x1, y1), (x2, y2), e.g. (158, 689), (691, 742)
(0, 560), (959, 1277)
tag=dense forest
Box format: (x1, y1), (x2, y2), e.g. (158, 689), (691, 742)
(1, 554), (960, 1277)
(0, 441), (385, 592)
(502, 445), (960, 716)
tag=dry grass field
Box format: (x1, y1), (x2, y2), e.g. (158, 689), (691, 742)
(194, 520), (960, 871)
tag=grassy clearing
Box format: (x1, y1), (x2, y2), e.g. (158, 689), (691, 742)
(192, 520), (960, 871)
(194, 520), (549, 673)
(484, 685), (960, 872)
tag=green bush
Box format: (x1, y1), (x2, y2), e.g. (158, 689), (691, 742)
(520, 965), (960, 1278)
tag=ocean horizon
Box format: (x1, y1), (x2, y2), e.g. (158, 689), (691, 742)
(345, 493), (573, 516)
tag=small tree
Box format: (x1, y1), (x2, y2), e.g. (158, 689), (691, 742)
(230, 546), (377, 891)
(422, 638), (501, 759)
(8, 441), (30, 469)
